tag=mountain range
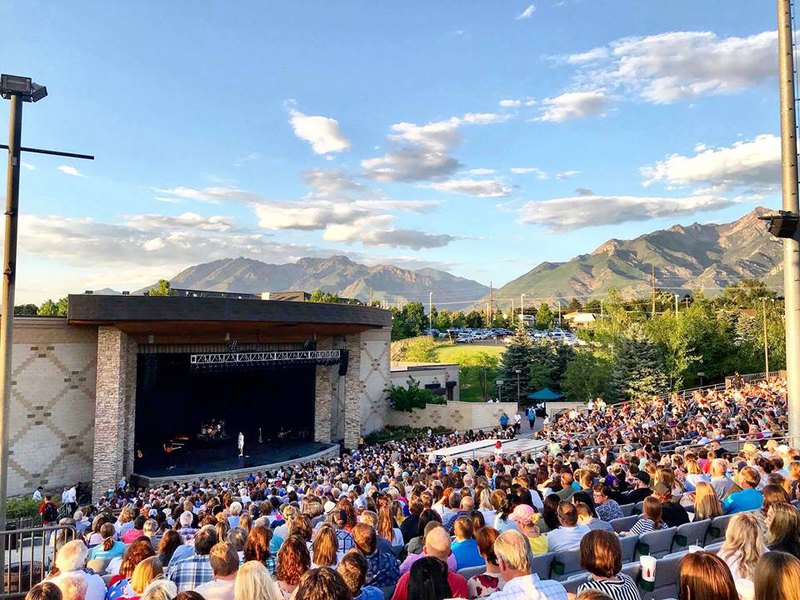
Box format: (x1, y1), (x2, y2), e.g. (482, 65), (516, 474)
(167, 256), (489, 308)
(152, 207), (782, 307)
(495, 206), (782, 302)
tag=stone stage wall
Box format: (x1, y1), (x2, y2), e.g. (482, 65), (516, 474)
(6, 318), (97, 497)
(386, 400), (519, 433)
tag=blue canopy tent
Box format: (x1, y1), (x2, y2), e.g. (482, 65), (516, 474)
(527, 387), (564, 401)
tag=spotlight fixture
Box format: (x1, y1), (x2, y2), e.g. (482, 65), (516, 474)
(0, 74), (47, 102)
(759, 210), (800, 240)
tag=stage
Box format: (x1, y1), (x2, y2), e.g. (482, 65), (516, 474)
(130, 439), (339, 486)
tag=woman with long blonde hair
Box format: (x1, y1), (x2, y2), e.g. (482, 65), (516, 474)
(718, 512), (769, 582)
(234, 560), (281, 600)
(478, 488), (496, 525)
(693, 481), (723, 521)
(129, 557), (163, 598)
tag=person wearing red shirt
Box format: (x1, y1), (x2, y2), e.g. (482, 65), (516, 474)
(391, 526), (467, 600)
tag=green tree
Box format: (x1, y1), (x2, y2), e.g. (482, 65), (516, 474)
(38, 297), (69, 316)
(561, 350), (614, 402)
(535, 303), (555, 330)
(500, 323), (534, 402)
(433, 309), (453, 332)
(611, 323), (668, 402)
(719, 278), (775, 309)
(465, 310), (485, 329)
(391, 302), (426, 340)
(387, 377), (437, 412)
(459, 351), (500, 400)
(147, 279), (177, 297)
(309, 288), (341, 303)
(402, 337), (440, 363)
(14, 304), (38, 316)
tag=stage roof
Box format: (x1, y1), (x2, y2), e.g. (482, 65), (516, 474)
(67, 294), (391, 339)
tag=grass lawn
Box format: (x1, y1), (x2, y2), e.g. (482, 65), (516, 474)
(434, 342), (505, 363)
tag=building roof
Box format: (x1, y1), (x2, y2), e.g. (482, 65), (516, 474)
(67, 294), (391, 341)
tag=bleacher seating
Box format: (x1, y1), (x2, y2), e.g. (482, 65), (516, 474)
(610, 515), (641, 533)
(636, 527), (677, 559)
(704, 513), (734, 545)
(619, 534), (639, 563)
(550, 548), (582, 580)
(562, 573), (590, 594)
(456, 564), (486, 580)
(531, 552), (554, 580)
(672, 519), (710, 551)
(620, 503), (636, 517)
(640, 552), (683, 600)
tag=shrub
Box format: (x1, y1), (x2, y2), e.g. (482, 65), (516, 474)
(7, 497), (43, 521)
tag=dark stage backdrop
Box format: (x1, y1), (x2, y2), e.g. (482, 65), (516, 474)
(134, 353), (315, 453)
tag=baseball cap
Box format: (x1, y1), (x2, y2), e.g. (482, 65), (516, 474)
(653, 483), (670, 497)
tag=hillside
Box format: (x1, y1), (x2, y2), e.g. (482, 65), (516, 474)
(497, 207), (783, 301)
(167, 256), (489, 308)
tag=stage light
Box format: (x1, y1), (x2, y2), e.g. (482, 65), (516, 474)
(0, 75), (32, 97)
(0, 75), (47, 102)
(760, 210), (800, 240)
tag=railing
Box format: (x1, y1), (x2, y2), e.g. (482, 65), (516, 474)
(0, 525), (76, 597)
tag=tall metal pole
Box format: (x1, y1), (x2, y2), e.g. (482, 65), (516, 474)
(0, 94), (22, 593)
(763, 297), (771, 378)
(674, 294), (679, 318)
(428, 292), (432, 333)
(778, 0), (800, 444)
(520, 293), (526, 325)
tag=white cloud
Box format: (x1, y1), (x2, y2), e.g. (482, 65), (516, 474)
(641, 134), (780, 191)
(428, 179), (512, 198)
(566, 47), (608, 64)
(511, 167), (548, 179)
(517, 194), (736, 231)
(388, 119), (462, 152)
(362, 110), (511, 182)
(153, 186), (247, 205)
(566, 30), (776, 104)
(57, 165), (85, 177)
(538, 90), (609, 122)
(462, 168), (497, 176)
(287, 105), (351, 154)
(516, 3), (536, 20)
(555, 170), (581, 180)
(22, 162), (35, 171)
(461, 112), (509, 125)
(499, 99), (522, 108)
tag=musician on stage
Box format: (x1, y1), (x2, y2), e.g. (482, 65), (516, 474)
(238, 431), (245, 457)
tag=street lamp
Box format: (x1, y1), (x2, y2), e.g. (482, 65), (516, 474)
(515, 369), (521, 402)
(0, 75), (91, 591)
(497, 380), (504, 402)
(520, 293), (526, 325)
(674, 294), (680, 317)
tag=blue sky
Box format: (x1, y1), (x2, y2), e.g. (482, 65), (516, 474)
(0, 1), (784, 303)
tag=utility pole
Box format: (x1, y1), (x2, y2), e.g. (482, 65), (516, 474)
(762, 297), (771, 377)
(520, 293), (526, 325)
(0, 75), (92, 593)
(778, 0), (800, 444)
(651, 265), (656, 318)
(428, 291), (433, 333)
(674, 294), (679, 318)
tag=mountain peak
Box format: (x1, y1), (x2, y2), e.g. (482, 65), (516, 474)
(497, 207), (783, 300)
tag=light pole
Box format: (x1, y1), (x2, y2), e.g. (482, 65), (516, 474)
(428, 291), (433, 334)
(497, 380), (504, 402)
(762, 297), (772, 377)
(520, 293), (526, 325)
(674, 294), (679, 317)
(0, 76), (92, 589)
(515, 368), (521, 402)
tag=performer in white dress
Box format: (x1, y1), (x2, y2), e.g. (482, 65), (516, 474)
(238, 431), (244, 457)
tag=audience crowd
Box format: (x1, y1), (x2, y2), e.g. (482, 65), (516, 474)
(23, 377), (800, 600)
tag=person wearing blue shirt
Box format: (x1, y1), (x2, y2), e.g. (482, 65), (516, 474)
(451, 517), (484, 570)
(723, 467), (763, 514)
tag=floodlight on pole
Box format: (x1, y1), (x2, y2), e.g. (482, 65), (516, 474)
(0, 75), (91, 592)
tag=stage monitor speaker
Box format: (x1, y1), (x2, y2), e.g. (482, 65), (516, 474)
(338, 350), (349, 376)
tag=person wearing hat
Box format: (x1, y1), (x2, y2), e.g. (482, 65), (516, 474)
(508, 505), (547, 556)
(653, 483), (689, 527)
